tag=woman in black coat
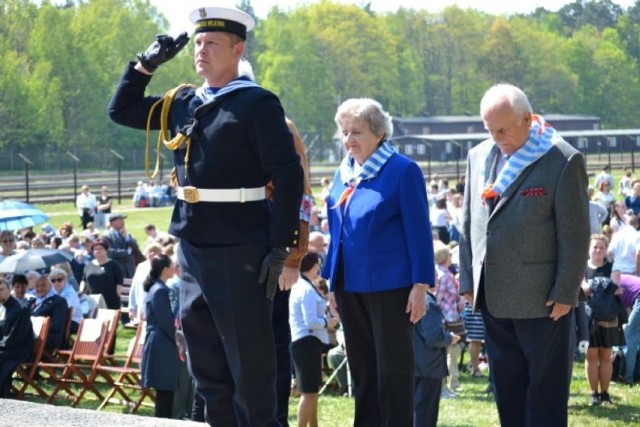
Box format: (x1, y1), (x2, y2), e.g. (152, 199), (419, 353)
(141, 254), (179, 418)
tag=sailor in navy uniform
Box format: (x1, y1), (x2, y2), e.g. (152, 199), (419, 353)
(108, 6), (303, 426)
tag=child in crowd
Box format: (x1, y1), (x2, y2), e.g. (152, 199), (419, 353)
(413, 286), (461, 427)
(582, 234), (626, 406)
(434, 244), (465, 396)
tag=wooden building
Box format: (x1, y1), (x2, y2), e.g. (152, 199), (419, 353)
(391, 114), (601, 161)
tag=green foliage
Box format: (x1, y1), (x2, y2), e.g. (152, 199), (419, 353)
(564, 25), (640, 128)
(557, 0), (623, 34)
(3, 0), (640, 160)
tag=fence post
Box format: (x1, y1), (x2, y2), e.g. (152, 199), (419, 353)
(634, 141), (637, 175)
(110, 150), (125, 204)
(427, 145), (432, 179)
(18, 153), (32, 203)
(66, 152), (80, 202)
(606, 137), (613, 170)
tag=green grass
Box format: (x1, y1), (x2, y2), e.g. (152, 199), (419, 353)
(314, 358), (640, 426)
(39, 202), (173, 244)
(18, 334), (640, 425)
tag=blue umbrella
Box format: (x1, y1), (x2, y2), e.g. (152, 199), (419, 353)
(0, 199), (49, 231)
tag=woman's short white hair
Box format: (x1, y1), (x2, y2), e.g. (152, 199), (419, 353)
(25, 270), (41, 280)
(335, 98), (393, 139)
(49, 267), (67, 279)
(480, 83), (532, 119)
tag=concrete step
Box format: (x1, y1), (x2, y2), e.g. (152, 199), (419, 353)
(0, 399), (203, 427)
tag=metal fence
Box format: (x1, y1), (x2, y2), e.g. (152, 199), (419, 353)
(1, 146), (164, 174)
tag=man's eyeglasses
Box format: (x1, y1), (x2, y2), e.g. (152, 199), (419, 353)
(1, 239), (14, 243)
(50, 278), (65, 283)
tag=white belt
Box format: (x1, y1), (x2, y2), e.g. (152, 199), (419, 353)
(177, 186), (266, 203)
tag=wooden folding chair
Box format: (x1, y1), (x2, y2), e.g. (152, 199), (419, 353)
(39, 307), (75, 363)
(97, 321), (155, 413)
(56, 308), (120, 363)
(96, 308), (121, 362)
(39, 317), (109, 406)
(12, 316), (51, 399)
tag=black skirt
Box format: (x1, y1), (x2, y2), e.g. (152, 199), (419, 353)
(290, 335), (325, 393)
(588, 319), (625, 348)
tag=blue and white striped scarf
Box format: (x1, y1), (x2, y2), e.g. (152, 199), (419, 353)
(334, 141), (396, 207)
(481, 115), (562, 199)
(195, 77), (260, 104)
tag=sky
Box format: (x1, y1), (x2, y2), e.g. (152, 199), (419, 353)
(148, 0), (636, 34)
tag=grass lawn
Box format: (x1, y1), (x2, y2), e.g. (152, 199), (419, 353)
(39, 202), (173, 244)
(311, 357), (640, 426)
(18, 329), (640, 426)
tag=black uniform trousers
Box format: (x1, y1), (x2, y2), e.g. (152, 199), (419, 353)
(333, 259), (414, 427)
(272, 287), (292, 427)
(478, 276), (573, 427)
(178, 240), (280, 427)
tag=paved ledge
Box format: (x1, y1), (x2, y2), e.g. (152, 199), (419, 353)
(0, 399), (204, 426)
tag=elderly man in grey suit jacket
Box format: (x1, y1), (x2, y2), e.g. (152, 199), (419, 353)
(459, 84), (590, 427)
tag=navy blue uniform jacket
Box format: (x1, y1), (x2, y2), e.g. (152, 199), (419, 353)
(108, 64), (303, 247)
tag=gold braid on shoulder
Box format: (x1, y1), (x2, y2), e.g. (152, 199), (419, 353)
(145, 84), (196, 180)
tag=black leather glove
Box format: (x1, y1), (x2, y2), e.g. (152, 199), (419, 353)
(137, 32), (190, 73)
(259, 247), (289, 300)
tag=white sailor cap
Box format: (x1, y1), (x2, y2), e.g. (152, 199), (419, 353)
(189, 6), (255, 40)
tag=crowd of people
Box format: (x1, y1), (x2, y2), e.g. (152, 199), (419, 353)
(132, 180), (175, 208)
(3, 5), (640, 427)
(0, 214), (183, 405)
(0, 108), (638, 426)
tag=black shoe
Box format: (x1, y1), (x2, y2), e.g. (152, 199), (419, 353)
(600, 391), (612, 404)
(590, 392), (601, 406)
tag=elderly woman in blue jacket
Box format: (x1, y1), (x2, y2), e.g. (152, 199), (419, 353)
(322, 98), (435, 427)
(141, 254), (179, 418)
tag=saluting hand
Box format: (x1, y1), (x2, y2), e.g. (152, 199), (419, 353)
(137, 32), (190, 73)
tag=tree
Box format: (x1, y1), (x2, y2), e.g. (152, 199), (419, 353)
(628, 0), (640, 24)
(615, 15), (640, 69)
(237, 0), (257, 60)
(257, 6), (334, 139)
(0, 50), (41, 151)
(257, 2), (401, 141)
(558, 0), (623, 34)
(564, 26), (640, 127)
(479, 18), (527, 85)
(439, 7), (492, 115)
